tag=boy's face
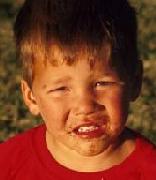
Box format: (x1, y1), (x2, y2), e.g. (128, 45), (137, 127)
(22, 44), (133, 156)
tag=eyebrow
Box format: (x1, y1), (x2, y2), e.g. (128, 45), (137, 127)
(41, 76), (72, 89)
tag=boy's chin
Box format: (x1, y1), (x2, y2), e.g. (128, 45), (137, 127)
(75, 145), (108, 157)
(68, 135), (111, 157)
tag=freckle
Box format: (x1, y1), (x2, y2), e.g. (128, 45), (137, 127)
(42, 84), (47, 89)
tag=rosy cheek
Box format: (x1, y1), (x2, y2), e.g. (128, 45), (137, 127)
(96, 89), (124, 104)
(41, 99), (70, 126)
(98, 89), (128, 118)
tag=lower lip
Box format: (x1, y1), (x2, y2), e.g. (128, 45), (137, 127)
(74, 127), (105, 139)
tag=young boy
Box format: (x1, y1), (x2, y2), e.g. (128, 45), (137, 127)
(0, 0), (156, 179)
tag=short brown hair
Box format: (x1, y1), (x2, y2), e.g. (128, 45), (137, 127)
(14, 0), (139, 87)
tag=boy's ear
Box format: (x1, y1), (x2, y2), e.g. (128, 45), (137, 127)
(21, 80), (40, 116)
(130, 60), (143, 101)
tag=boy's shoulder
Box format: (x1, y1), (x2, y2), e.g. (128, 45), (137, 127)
(125, 128), (156, 155)
(0, 124), (44, 147)
(0, 124), (45, 177)
(138, 135), (156, 158)
(135, 134), (156, 179)
(135, 132), (156, 156)
(129, 130), (156, 172)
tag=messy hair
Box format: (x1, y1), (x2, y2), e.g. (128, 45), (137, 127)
(14, 0), (139, 87)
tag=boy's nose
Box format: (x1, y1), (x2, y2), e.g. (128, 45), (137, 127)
(72, 92), (102, 116)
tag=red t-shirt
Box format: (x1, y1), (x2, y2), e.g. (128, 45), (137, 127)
(0, 125), (156, 180)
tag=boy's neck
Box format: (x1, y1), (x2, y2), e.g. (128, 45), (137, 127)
(46, 129), (136, 172)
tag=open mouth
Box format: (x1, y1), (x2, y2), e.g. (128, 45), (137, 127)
(73, 123), (105, 138)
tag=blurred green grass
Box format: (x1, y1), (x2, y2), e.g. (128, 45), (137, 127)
(0, 0), (156, 143)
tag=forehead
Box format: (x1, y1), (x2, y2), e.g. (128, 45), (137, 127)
(40, 42), (112, 69)
(32, 43), (123, 89)
(33, 44), (123, 88)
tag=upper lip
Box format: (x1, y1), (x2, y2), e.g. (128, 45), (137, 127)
(67, 113), (109, 133)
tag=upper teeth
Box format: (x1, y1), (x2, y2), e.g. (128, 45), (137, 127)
(78, 126), (99, 133)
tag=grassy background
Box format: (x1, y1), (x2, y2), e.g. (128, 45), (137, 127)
(0, 0), (156, 143)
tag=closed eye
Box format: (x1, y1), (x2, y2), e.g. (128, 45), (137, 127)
(47, 86), (69, 93)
